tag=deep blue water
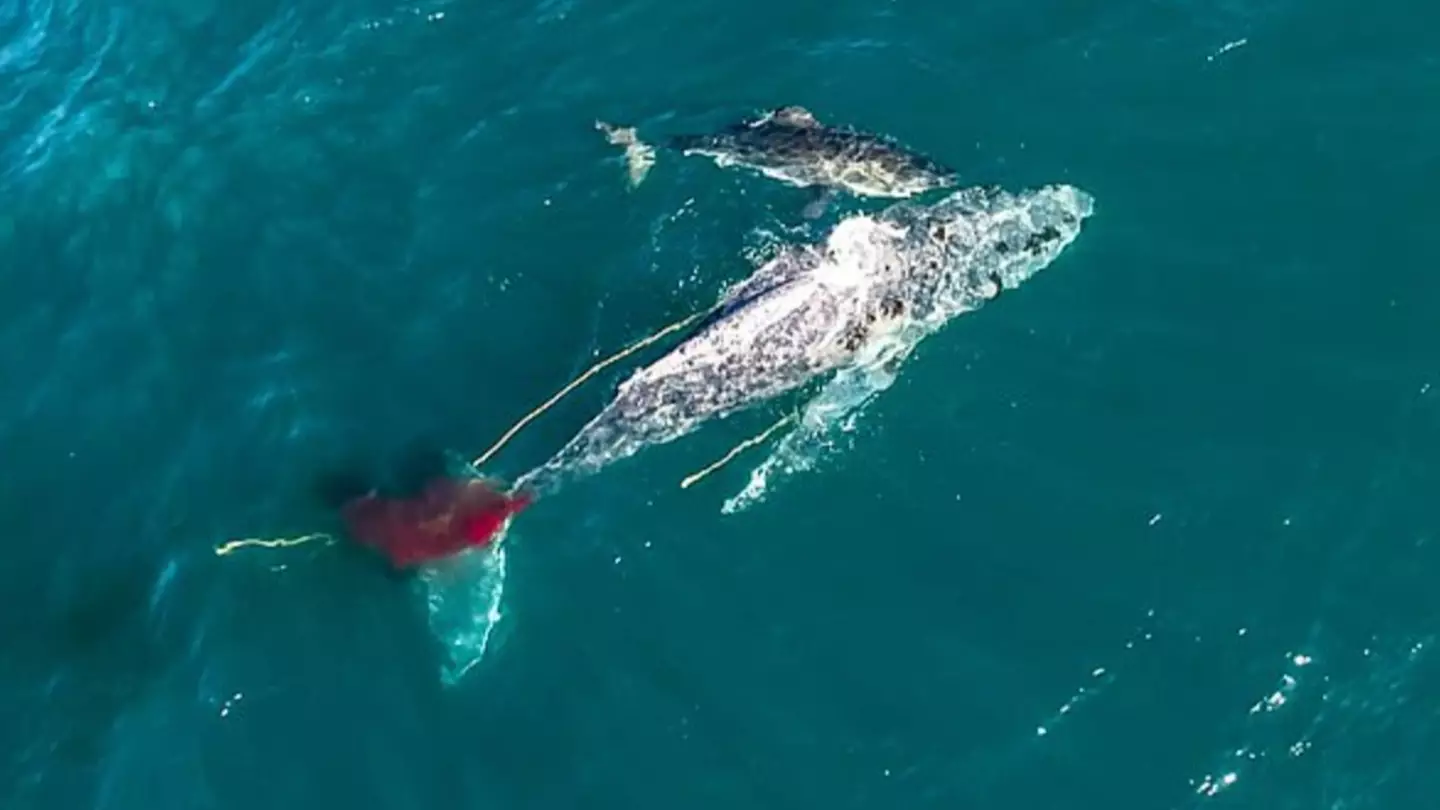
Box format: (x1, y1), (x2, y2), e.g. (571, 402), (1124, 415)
(3, 0), (1438, 808)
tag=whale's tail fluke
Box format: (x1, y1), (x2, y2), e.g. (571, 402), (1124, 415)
(338, 476), (533, 570)
(595, 120), (657, 188)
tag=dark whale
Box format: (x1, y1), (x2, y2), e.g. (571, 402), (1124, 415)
(597, 106), (960, 218)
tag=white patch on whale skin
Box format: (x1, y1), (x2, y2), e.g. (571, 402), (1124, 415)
(819, 215), (903, 282)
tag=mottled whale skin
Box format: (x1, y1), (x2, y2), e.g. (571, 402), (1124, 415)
(513, 183), (1094, 496)
(596, 107), (960, 215)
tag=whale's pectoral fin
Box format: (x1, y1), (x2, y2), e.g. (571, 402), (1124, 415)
(596, 120), (657, 188)
(802, 187), (837, 220)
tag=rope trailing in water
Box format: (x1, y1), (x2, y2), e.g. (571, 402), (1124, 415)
(679, 412), (796, 490)
(214, 307), (712, 559)
(469, 306), (713, 470)
(214, 532), (335, 556)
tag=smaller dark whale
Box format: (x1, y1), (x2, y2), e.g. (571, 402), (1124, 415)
(597, 106), (960, 218)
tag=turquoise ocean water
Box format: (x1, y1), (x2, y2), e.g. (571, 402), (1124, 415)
(3, 0), (1438, 807)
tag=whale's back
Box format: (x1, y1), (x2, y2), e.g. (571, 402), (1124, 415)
(528, 221), (902, 486)
(674, 117), (956, 198)
(620, 215), (908, 428)
(610, 251), (854, 434)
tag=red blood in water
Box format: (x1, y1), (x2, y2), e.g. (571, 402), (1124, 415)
(339, 477), (531, 570)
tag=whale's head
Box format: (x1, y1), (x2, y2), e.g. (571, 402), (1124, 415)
(883, 184), (1095, 321)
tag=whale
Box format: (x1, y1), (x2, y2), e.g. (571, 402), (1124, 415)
(510, 182), (1094, 498)
(339, 183), (1095, 553)
(596, 106), (961, 218)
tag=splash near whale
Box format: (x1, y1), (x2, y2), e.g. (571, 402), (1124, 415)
(337, 183), (1095, 683)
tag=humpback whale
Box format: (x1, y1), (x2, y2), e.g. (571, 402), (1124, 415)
(337, 182), (1095, 576)
(597, 106), (960, 218)
(515, 182), (1092, 496)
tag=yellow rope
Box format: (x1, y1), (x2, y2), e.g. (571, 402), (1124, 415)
(215, 307), (712, 562)
(680, 413), (795, 490)
(470, 307), (712, 470)
(214, 533), (335, 556)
